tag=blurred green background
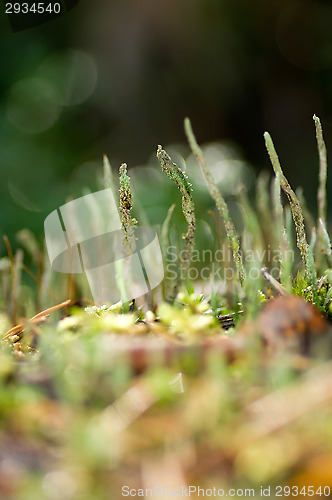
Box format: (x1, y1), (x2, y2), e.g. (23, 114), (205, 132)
(1, 0), (332, 254)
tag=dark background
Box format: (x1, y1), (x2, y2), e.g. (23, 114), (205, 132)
(1, 0), (332, 252)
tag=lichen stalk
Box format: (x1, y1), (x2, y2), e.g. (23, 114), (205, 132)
(313, 115), (328, 268)
(119, 163), (137, 256)
(184, 117), (245, 285)
(156, 145), (195, 273)
(264, 132), (310, 279)
(313, 115), (327, 227)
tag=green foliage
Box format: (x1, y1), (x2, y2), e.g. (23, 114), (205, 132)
(2, 115), (332, 328)
(157, 290), (218, 337)
(1, 116), (332, 498)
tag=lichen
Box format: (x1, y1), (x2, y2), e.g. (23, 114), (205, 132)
(184, 117), (245, 285)
(157, 145), (196, 274)
(119, 163), (137, 256)
(264, 131), (310, 279)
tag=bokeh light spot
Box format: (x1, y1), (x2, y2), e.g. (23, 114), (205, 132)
(8, 180), (42, 212)
(187, 142), (254, 196)
(6, 78), (60, 134)
(38, 49), (98, 106)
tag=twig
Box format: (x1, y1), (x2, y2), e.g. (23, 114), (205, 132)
(261, 267), (287, 296)
(3, 299), (71, 340)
